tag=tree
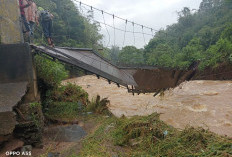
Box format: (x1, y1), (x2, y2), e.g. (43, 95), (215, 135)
(33, 0), (102, 48)
(118, 46), (144, 65)
(143, 0), (232, 70)
(109, 46), (120, 64)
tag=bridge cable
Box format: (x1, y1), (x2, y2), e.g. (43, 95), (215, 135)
(73, 0), (159, 32)
(36, 0), (185, 48)
(76, 3), (155, 36)
(101, 11), (111, 47)
(79, 2), (84, 15)
(132, 22), (135, 45)
(113, 14), (116, 47)
(72, 0), (162, 47)
(122, 20), (127, 47)
(151, 28), (155, 38)
(142, 25), (146, 45)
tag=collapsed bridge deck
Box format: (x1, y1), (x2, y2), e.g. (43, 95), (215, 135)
(32, 45), (196, 93)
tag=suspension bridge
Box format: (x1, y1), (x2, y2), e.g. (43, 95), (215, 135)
(29, 1), (199, 94)
(31, 44), (197, 94)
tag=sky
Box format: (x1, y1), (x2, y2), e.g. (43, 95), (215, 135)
(73, 0), (202, 48)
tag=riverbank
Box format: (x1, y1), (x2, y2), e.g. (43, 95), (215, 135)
(32, 113), (232, 157)
(30, 74), (232, 156)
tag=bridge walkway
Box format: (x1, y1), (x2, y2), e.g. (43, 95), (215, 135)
(31, 45), (196, 94)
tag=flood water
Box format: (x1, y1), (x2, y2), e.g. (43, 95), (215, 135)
(63, 75), (232, 137)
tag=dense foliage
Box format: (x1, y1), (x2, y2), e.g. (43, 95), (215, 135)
(35, 55), (89, 120)
(118, 46), (144, 65)
(33, 0), (102, 48)
(116, 0), (232, 69)
(34, 55), (68, 88)
(44, 83), (89, 120)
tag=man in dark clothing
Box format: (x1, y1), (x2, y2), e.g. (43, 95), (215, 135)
(38, 7), (54, 47)
(19, 0), (31, 35)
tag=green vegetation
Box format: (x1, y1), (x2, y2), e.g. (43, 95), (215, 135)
(28, 102), (44, 129)
(33, 0), (102, 49)
(76, 113), (232, 157)
(35, 53), (111, 121)
(46, 83), (89, 105)
(34, 54), (88, 120)
(33, 0), (232, 70)
(34, 55), (68, 88)
(32, 0), (232, 155)
(118, 46), (144, 65)
(86, 95), (111, 115)
(113, 0), (232, 70)
(44, 83), (89, 120)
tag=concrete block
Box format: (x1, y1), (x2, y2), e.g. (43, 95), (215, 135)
(0, 0), (23, 44)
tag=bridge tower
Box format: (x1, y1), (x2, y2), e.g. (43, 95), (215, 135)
(0, 0), (42, 153)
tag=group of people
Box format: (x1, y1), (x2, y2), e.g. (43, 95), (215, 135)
(19, 0), (54, 47)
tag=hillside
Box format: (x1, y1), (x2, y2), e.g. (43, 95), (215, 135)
(118, 0), (232, 70)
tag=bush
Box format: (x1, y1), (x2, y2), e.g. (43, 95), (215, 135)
(113, 113), (173, 146)
(86, 95), (111, 115)
(199, 38), (232, 70)
(44, 83), (89, 120)
(229, 53), (232, 63)
(34, 55), (68, 88)
(46, 83), (89, 105)
(111, 113), (232, 156)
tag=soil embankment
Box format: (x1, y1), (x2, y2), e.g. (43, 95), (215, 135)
(193, 63), (232, 80)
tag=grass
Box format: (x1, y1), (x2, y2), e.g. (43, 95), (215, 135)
(76, 116), (128, 157)
(73, 113), (232, 157)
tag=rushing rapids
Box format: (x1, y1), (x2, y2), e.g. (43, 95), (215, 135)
(63, 75), (232, 137)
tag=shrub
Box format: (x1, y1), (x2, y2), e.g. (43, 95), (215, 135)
(86, 95), (111, 115)
(34, 55), (68, 88)
(44, 83), (89, 120)
(111, 113), (232, 156)
(46, 83), (89, 105)
(113, 113), (173, 146)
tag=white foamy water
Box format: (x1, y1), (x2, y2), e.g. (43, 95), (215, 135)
(63, 75), (232, 137)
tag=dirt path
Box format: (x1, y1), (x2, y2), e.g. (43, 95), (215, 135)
(63, 75), (232, 137)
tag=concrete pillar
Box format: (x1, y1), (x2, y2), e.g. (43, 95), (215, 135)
(0, 0), (24, 44)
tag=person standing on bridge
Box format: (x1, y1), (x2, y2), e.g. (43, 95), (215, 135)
(19, 0), (31, 37)
(38, 7), (54, 47)
(26, 0), (39, 40)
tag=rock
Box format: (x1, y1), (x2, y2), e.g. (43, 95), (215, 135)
(0, 112), (16, 136)
(44, 125), (86, 142)
(48, 152), (60, 157)
(14, 103), (44, 147)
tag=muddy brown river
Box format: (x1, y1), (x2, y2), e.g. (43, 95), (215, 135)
(63, 75), (232, 137)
